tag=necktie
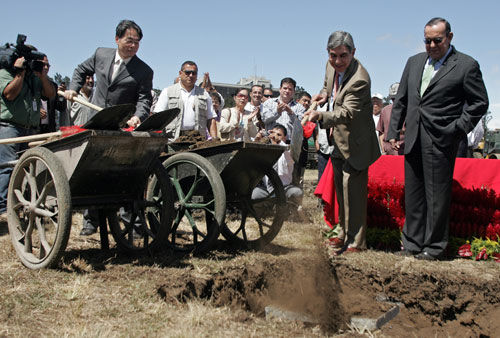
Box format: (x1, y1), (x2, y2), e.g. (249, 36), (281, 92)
(111, 59), (123, 82)
(420, 59), (436, 96)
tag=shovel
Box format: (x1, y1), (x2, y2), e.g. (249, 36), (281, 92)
(58, 90), (135, 130)
(59, 91), (180, 132)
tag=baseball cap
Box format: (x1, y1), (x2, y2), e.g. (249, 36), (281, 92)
(388, 82), (400, 99)
(371, 93), (384, 100)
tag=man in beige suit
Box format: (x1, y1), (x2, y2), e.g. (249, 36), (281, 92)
(306, 31), (380, 254)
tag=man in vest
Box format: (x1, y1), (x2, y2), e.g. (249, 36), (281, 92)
(154, 61), (217, 140)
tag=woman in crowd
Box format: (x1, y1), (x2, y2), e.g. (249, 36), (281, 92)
(219, 88), (261, 141)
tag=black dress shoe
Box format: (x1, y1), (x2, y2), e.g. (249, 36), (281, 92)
(414, 251), (439, 261)
(80, 227), (97, 236)
(394, 249), (419, 257)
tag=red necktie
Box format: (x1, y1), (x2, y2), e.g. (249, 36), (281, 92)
(333, 72), (340, 100)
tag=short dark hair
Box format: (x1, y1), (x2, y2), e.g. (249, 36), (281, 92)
(299, 92), (311, 100)
(280, 77), (296, 89)
(425, 17), (451, 35)
(327, 31), (355, 53)
(251, 84), (263, 92)
(180, 61), (198, 71)
(273, 123), (287, 137)
(116, 20), (143, 40)
(210, 92), (221, 104)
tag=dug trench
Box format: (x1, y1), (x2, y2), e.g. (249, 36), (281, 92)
(157, 240), (500, 336)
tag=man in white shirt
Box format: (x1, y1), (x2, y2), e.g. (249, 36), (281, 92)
(154, 61), (217, 140)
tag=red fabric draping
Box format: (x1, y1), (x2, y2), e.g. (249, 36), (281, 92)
(314, 155), (500, 227)
(302, 121), (316, 139)
(314, 159), (338, 228)
(368, 155), (500, 191)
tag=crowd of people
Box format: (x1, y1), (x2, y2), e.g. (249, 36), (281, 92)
(0, 17), (489, 260)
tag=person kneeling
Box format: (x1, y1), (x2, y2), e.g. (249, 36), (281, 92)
(252, 124), (303, 215)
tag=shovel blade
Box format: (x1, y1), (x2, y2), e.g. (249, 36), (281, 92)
(82, 103), (136, 130)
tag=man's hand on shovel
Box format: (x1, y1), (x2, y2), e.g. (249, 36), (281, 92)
(127, 116), (141, 128)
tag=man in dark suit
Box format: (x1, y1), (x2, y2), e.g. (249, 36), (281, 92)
(64, 19), (153, 128)
(307, 31), (381, 254)
(64, 19), (154, 235)
(388, 17), (488, 260)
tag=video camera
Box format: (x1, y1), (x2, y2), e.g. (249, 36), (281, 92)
(0, 34), (45, 73)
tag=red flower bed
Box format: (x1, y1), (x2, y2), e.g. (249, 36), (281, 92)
(366, 180), (500, 240)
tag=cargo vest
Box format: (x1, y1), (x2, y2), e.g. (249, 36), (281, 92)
(164, 83), (209, 140)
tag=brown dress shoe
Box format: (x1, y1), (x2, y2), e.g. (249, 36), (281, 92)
(328, 237), (344, 249)
(344, 247), (364, 254)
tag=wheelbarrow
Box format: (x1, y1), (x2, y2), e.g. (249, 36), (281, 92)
(5, 93), (181, 269)
(150, 141), (288, 254)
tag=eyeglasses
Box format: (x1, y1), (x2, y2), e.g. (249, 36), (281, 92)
(236, 94), (248, 99)
(123, 38), (140, 46)
(423, 37), (444, 45)
(263, 94), (272, 98)
(183, 70), (197, 76)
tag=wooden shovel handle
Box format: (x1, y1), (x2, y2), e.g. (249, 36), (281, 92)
(57, 90), (102, 112)
(0, 131), (62, 145)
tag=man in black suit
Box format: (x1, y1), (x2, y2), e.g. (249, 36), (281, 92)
(64, 19), (153, 128)
(64, 19), (153, 235)
(388, 17), (488, 260)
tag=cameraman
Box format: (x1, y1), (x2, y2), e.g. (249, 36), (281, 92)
(0, 55), (55, 217)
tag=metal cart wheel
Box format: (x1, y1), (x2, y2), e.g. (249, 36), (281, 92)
(158, 152), (225, 255)
(108, 161), (174, 253)
(7, 147), (71, 269)
(221, 166), (286, 250)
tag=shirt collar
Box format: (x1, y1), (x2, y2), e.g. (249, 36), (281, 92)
(180, 83), (196, 95)
(427, 46), (452, 67)
(276, 97), (296, 106)
(114, 50), (132, 65)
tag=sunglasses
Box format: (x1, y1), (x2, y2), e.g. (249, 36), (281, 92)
(236, 94), (248, 99)
(183, 70), (197, 76)
(423, 37), (444, 45)
(263, 94), (272, 98)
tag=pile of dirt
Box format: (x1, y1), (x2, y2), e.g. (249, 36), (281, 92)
(157, 247), (345, 332)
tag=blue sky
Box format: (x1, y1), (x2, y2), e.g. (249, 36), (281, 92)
(3, 0), (500, 128)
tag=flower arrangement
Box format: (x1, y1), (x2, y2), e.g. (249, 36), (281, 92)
(458, 237), (500, 262)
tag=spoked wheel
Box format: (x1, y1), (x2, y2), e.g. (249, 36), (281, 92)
(221, 166), (286, 250)
(159, 152), (225, 255)
(7, 147), (71, 269)
(108, 161), (173, 254)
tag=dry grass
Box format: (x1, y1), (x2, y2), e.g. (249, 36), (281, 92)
(0, 170), (331, 337)
(1, 169), (498, 337)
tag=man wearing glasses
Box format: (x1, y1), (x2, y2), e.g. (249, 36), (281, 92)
(64, 19), (153, 236)
(262, 88), (274, 101)
(388, 17), (488, 260)
(154, 61), (217, 140)
(64, 19), (153, 128)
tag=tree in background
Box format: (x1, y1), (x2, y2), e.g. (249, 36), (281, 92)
(53, 73), (70, 87)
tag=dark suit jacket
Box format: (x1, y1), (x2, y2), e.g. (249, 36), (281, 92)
(69, 47), (153, 121)
(388, 46), (488, 153)
(319, 58), (381, 171)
